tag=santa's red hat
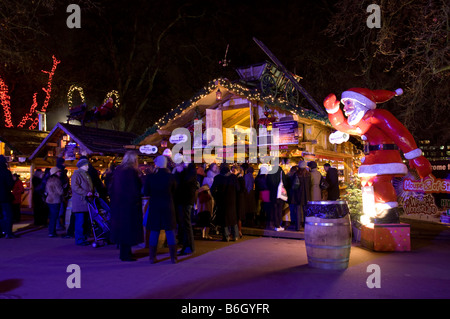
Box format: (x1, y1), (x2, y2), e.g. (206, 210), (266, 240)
(341, 87), (403, 109)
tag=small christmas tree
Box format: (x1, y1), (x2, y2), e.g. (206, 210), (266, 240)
(342, 175), (363, 227)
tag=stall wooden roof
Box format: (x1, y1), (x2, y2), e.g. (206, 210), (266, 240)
(29, 122), (138, 160)
(0, 127), (48, 156)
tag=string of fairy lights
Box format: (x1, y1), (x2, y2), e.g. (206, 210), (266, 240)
(133, 77), (329, 144)
(67, 85), (86, 108)
(1, 57), (325, 136)
(16, 93), (38, 128)
(39, 55), (61, 115)
(20, 55), (61, 130)
(104, 90), (120, 108)
(0, 76), (13, 128)
(67, 86), (120, 109)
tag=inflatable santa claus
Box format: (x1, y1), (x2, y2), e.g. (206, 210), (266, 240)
(323, 87), (432, 224)
(94, 97), (114, 118)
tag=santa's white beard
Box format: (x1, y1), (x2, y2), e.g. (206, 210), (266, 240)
(346, 109), (366, 126)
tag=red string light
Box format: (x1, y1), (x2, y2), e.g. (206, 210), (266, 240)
(0, 76), (14, 128)
(16, 55), (60, 130)
(17, 93), (38, 128)
(39, 55), (60, 113)
(29, 116), (40, 130)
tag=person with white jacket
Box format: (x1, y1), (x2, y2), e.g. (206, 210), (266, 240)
(202, 163), (219, 188)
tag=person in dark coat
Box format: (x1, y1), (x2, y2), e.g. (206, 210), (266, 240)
(243, 165), (257, 227)
(144, 155), (178, 264)
(266, 165), (288, 231)
(289, 161), (311, 230)
(11, 173), (24, 223)
(211, 163), (239, 241)
(0, 155), (15, 238)
(32, 169), (49, 226)
(324, 163), (340, 200)
(254, 165), (270, 228)
(173, 158), (198, 255)
(231, 165), (246, 238)
(109, 151), (144, 261)
(102, 161), (116, 196)
(286, 165), (299, 230)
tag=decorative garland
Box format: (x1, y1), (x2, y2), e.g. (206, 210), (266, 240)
(104, 90), (120, 108)
(133, 78), (329, 145)
(67, 85), (86, 109)
(67, 87), (120, 110)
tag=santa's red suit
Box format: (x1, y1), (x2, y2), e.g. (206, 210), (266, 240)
(95, 98), (114, 117)
(323, 87), (432, 224)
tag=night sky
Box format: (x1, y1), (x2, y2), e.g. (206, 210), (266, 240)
(1, 0), (448, 143)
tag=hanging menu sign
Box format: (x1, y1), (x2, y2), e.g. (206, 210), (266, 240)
(272, 120), (299, 145)
(64, 142), (77, 161)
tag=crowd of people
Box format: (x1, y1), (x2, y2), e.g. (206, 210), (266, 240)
(0, 151), (340, 264)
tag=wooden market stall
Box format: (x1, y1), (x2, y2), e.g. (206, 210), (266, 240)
(134, 61), (363, 185)
(29, 122), (139, 176)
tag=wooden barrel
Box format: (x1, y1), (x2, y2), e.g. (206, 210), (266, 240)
(304, 201), (352, 270)
(305, 200), (349, 219)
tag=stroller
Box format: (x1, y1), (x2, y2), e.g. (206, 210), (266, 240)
(86, 196), (111, 248)
(209, 206), (220, 235)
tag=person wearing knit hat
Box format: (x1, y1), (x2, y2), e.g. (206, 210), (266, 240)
(50, 166), (60, 176)
(76, 158), (89, 169)
(323, 87), (432, 225)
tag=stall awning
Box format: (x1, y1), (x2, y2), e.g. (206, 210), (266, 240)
(29, 122), (138, 160)
(0, 127), (48, 157)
